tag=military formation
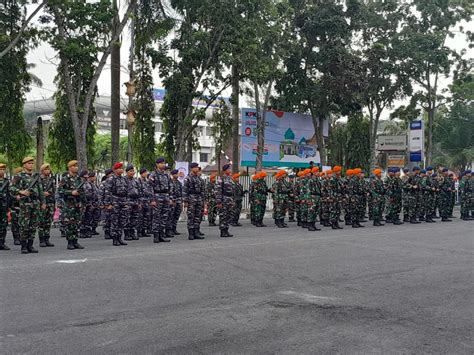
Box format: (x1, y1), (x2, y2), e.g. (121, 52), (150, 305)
(0, 157), (472, 253)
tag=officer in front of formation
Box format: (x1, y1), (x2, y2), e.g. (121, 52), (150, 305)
(183, 162), (205, 240)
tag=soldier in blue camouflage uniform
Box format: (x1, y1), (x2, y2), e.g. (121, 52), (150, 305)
(215, 164), (235, 238)
(169, 169), (183, 235)
(271, 170), (289, 228)
(99, 168), (113, 239)
(370, 169), (385, 226)
(0, 163), (10, 250)
(231, 173), (245, 227)
(10, 157), (45, 254)
(104, 162), (129, 246)
(137, 168), (153, 237)
(124, 164), (140, 241)
(38, 164), (56, 247)
(148, 157), (172, 243)
(206, 175), (218, 226)
(57, 160), (85, 250)
(183, 163), (205, 240)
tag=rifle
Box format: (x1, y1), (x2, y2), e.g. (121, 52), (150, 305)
(45, 175), (55, 193)
(0, 179), (9, 194)
(27, 173), (40, 192)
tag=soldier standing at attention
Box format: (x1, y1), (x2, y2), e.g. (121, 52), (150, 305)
(124, 164), (140, 241)
(104, 162), (129, 246)
(206, 174), (218, 226)
(439, 168), (453, 222)
(401, 168), (411, 222)
(0, 163), (10, 250)
(407, 166), (422, 224)
(87, 172), (101, 236)
(9, 167), (23, 245)
(78, 170), (92, 238)
(231, 173), (245, 227)
(196, 167), (206, 237)
(137, 168), (153, 237)
(320, 170), (331, 227)
(287, 174), (296, 222)
(255, 171), (269, 227)
(215, 164), (235, 238)
(99, 168), (114, 239)
(57, 160), (85, 250)
(183, 163), (205, 240)
(329, 166), (344, 230)
(271, 170), (289, 228)
(38, 164), (55, 247)
(448, 173), (456, 218)
(10, 157), (45, 254)
(422, 167), (437, 223)
(249, 174), (259, 226)
(370, 169), (385, 226)
(148, 158), (172, 243)
(169, 169), (183, 236)
(294, 171), (304, 226)
(307, 167), (322, 231)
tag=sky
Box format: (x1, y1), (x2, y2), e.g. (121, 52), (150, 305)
(25, 2), (473, 119)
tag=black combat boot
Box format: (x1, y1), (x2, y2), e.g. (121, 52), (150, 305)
(385, 217), (393, 224)
(0, 239), (10, 250)
(73, 239), (84, 249)
(91, 228), (100, 236)
(153, 233), (160, 243)
(297, 220), (302, 226)
(393, 219), (403, 225)
(124, 230), (132, 241)
(307, 222), (316, 231)
(403, 215), (410, 222)
(165, 229), (175, 239)
(345, 219), (351, 226)
(332, 222), (343, 230)
(14, 237), (20, 246)
(289, 218), (296, 223)
(117, 234), (128, 245)
(357, 221), (365, 227)
(158, 231), (170, 243)
(209, 221), (217, 226)
(104, 231), (111, 240)
(197, 228), (205, 236)
(373, 220), (384, 226)
(61, 230), (66, 238)
(188, 229), (194, 240)
(20, 240), (28, 254)
(45, 235), (55, 247)
(352, 222), (359, 228)
(67, 240), (75, 250)
(26, 240), (38, 253)
(234, 221), (242, 227)
(220, 229), (228, 237)
(173, 228), (181, 235)
(39, 236), (47, 247)
(441, 217), (452, 222)
(410, 217), (421, 224)
(226, 228), (234, 237)
(112, 236), (120, 246)
(193, 229), (205, 240)
(131, 230), (140, 240)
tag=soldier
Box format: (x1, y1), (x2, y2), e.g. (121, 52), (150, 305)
(10, 157), (44, 254)
(123, 164), (140, 241)
(307, 167), (322, 231)
(148, 157), (172, 243)
(196, 167), (207, 237)
(352, 168), (366, 227)
(370, 169), (385, 226)
(345, 169), (358, 227)
(104, 162), (129, 246)
(99, 168), (114, 239)
(271, 170), (289, 228)
(459, 170), (472, 220)
(405, 167), (422, 224)
(401, 168), (410, 222)
(137, 168), (153, 237)
(9, 167), (23, 245)
(299, 169), (311, 228)
(87, 172), (101, 236)
(254, 171), (269, 227)
(329, 166), (344, 229)
(57, 160), (85, 250)
(421, 167), (437, 223)
(38, 164), (56, 247)
(439, 168), (453, 222)
(249, 174), (259, 226)
(169, 169), (183, 235)
(294, 171), (304, 226)
(0, 163), (10, 250)
(78, 170), (91, 238)
(206, 174), (218, 226)
(215, 164), (235, 237)
(183, 163), (205, 240)
(230, 173), (245, 227)
(384, 168), (402, 225)
(320, 170), (332, 227)
(287, 174), (296, 222)
(448, 173), (456, 218)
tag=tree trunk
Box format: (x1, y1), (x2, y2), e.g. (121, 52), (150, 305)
(231, 63), (240, 173)
(111, 0), (121, 164)
(254, 82), (263, 172)
(127, 13), (135, 164)
(426, 105), (435, 166)
(36, 117), (44, 171)
(368, 111), (380, 171)
(309, 106), (327, 166)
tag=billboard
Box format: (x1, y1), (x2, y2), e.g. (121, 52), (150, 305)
(240, 108), (329, 168)
(409, 120), (424, 162)
(152, 88), (229, 107)
(377, 135), (407, 151)
(387, 154), (406, 168)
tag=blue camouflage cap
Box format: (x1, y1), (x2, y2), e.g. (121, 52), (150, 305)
(156, 157), (165, 164)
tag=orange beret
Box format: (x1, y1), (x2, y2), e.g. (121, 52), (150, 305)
(311, 167), (319, 173)
(373, 168), (382, 175)
(251, 174), (258, 181)
(346, 169), (353, 176)
(326, 170), (333, 175)
(260, 171), (267, 178)
(297, 171), (304, 177)
(232, 173), (240, 180)
(333, 166), (342, 173)
(353, 168), (362, 174)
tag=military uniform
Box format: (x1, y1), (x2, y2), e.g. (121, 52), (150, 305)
(137, 170), (153, 237)
(271, 172), (290, 227)
(169, 173), (183, 235)
(125, 171), (141, 241)
(183, 165), (205, 240)
(38, 170), (56, 247)
(215, 166), (235, 237)
(405, 170), (422, 223)
(9, 169), (22, 245)
(231, 177), (245, 226)
(287, 177), (296, 222)
(0, 166), (10, 250)
(307, 172), (322, 231)
(57, 164), (85, 250)
(384, 170), (403, 224)
(421, 170), (437, 222)
(250, 173), (269, 227)
(370, 172), (385, 226)
(320, 175), (331, 227)
(438, 172), (453, 221)
(329, 170), (344, 229)
(206, 179), (217, 226)
(148, 158), (172, 243)
(100, 170), (113, 239)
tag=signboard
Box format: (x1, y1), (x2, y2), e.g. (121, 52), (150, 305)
(377, 135), (407, 151)
(174, 161), (188, 185)
(409, 120), (424, 162)
(387, 154), (406, 168)
(152, 88), (229, 108)
(240, 108), (329, 168)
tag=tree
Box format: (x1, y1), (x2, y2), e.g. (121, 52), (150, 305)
(0, 0), (32, 169)
(110, 0), (121, 165)
(209, 101), (233, 172)
(398, 0), (473, 165)
(42, 0), (137, 169)
(345, 113), (370, 172)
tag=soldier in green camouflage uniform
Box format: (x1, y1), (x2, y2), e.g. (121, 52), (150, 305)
(329, 167), (344, 229)
(421, 167), (437, 223)
(206, 175), (217, 226)
(9, 167), (22, 245)
(294, 172), (303, 226)
(320, 171), (332, 227)
(271, 170), (290, 228)
(250, 172), (269, 227)
(418, 170), (428, 221)
(307, 168), (322, 231)
(287, 174), (296, 222)
(231, 173), (245, 227)
(57, 160), (85, 250)
(384, 168), (403, 225)
(459, 170), (472, 220)
(370, 169), (385, 226)
(438, 168), (453, 222)
(299, 170), (311, 228)
(448, 173), (456, 218)
(0, 163), (10, 250)
(38, 164), (56, 247)
(10, 157), (44, 254)
(215, 164), (235, 238)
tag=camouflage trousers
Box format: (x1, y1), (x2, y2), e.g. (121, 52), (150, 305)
(273, 199), (287, 220)
(110, 203), (129, 239)
(169, 202), (182, 231)
(0, 205), (7, 238)
(386, 196), (402, 221)
(219, 196), (234, 230)
(329, 199), (342, 224)
(424, 193), (436, 218)
(439, 192), (451, 218)
(10, 205), (20, 241)
(406, 193), (420, 219)
(151, 194), (170, 233)
(299, 195), (310, 222)
(250, 199), (266, 223)
(102, 208), (111, 236)
(460, 193), (472, 217)
(231, 199), (243, 224)
(371, 196), (384, 221)
(186, 195), (204, 230)
(450, 192), (456, 216)
(208, 199), (217, 224)
(307, 196), (321, 223)
(141, 204), (152, 233)
(80, 204), (97, 236)
(19, 201), (40, 241)
(61, 201), (82, 241)
(287, 198), (296, 220)
(295, 200), (301, 222)
(125, 202), (140, 233)
(38, 203), (55, 238)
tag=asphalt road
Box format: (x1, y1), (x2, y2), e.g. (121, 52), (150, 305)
(1, 216), (473, 354)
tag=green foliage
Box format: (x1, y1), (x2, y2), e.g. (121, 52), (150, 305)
(208, 101), (233, 169)
(0, 0), (32, 167)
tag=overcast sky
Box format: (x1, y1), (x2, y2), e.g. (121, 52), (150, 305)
(25, 3), (473, 117)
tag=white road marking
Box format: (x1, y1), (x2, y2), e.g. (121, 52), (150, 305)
(54, 258), (88, 264)
(278, 290), (338, 302)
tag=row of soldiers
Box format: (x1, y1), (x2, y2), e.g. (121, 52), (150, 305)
(250, 165), (473, 231)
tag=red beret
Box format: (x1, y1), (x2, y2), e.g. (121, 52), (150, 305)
(113, 162), (123, 170)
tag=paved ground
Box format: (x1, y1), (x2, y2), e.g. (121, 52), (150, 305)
(1, 216), (473, 354)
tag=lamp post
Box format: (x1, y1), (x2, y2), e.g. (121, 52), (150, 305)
(124, 79), (136, 164)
